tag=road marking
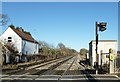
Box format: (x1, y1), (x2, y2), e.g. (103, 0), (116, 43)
(115, 75), (120, 80)
(2, 75), (120, 80)
(2, 77), (13, 80)
(2, 77), (119, 80)
(21, 72), (30, 75)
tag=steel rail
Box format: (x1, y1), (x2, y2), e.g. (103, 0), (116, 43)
(57, 56), (76, 82)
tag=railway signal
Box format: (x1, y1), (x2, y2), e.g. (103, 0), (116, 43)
(98, 22), (107, 32)
(95, 21), (107, 74)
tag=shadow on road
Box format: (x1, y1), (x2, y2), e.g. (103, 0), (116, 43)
(85, 74), (100, 82)
(81, 69), (99, 81)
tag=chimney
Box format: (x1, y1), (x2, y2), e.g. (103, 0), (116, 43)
(19, 27), (24, 32)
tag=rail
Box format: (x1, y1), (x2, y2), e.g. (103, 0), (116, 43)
(57, 56), (76, 82)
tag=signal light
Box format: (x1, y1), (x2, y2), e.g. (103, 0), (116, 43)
(98, 22), (107, 32)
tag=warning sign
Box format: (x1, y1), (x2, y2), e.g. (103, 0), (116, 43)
(110, 54), (113, 61)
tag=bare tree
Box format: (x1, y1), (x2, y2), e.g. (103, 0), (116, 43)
(39, 41), (50, 48)
(39, 41), (76, 57)
(57, 43), (66, 49)
(80, 48), (88, 58)
(39, 41), (56, 56)
(0, 14), (10, 26)
(57, 43), (76, 56)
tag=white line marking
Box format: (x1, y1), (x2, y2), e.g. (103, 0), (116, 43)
(115, 75), (120, 80)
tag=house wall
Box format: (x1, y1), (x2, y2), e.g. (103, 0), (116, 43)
(89, 42), (92, 65)
(89, 41), (117, 66)
(22, 40), (39, 55)
(0, 27), (22, 54)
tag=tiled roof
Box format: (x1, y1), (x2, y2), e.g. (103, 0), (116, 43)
(10, 27), (38, 43)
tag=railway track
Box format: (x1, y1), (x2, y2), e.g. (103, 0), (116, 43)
(1, 55), (78, 81)
(27, 55), (75, 75)
(40, 55), (77, 75)
(33, 54), (83, 76)
(1, 54), (120, 82)
(3, 55), (75, 75)
(57, 56), (76, 82)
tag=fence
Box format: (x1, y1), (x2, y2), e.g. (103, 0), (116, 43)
(115, 51), (120, 73)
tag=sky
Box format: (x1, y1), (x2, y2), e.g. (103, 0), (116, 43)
(2, 2), (118, 51)
(1, 0), (120, 2)
(118, 2), (120, 51)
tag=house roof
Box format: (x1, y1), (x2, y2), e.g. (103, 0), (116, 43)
(10, 27), (38, 43)
(89, 40), (117, 44)
(91, 40), (117, 42)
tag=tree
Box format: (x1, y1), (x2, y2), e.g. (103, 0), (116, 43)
(39, 41), (51, 48)
(71, 49), (78, 53)
(39, 41), (56, 56)
(57, 43), (66, 56)
(0, 14), (10, 26)
(39, 41), (76, 57)
(5, 42), (18, 54)
(57, 43), (65, 49)
(57, 43), (76, 56)
(80, 48), (88, 58)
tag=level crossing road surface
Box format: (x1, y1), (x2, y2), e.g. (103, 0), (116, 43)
(1, 74), (120, 82)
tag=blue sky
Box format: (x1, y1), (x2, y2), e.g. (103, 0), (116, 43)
(2, 2), (118, 51)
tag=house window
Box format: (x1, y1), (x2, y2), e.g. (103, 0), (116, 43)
(8, 37), (12, 42)
(8, 37), (12, 39)
(8, 40), (12, 42)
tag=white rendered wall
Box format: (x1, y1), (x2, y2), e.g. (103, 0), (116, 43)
(91, 41), (117, 66)
(22, 40), (39, 55)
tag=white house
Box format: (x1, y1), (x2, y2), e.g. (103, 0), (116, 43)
(0, 27), (39, 62)
(89, 40), (117, 67)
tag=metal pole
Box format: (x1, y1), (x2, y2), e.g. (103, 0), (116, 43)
(101, 50), (103, 67)
(96, 21), (98, 74)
